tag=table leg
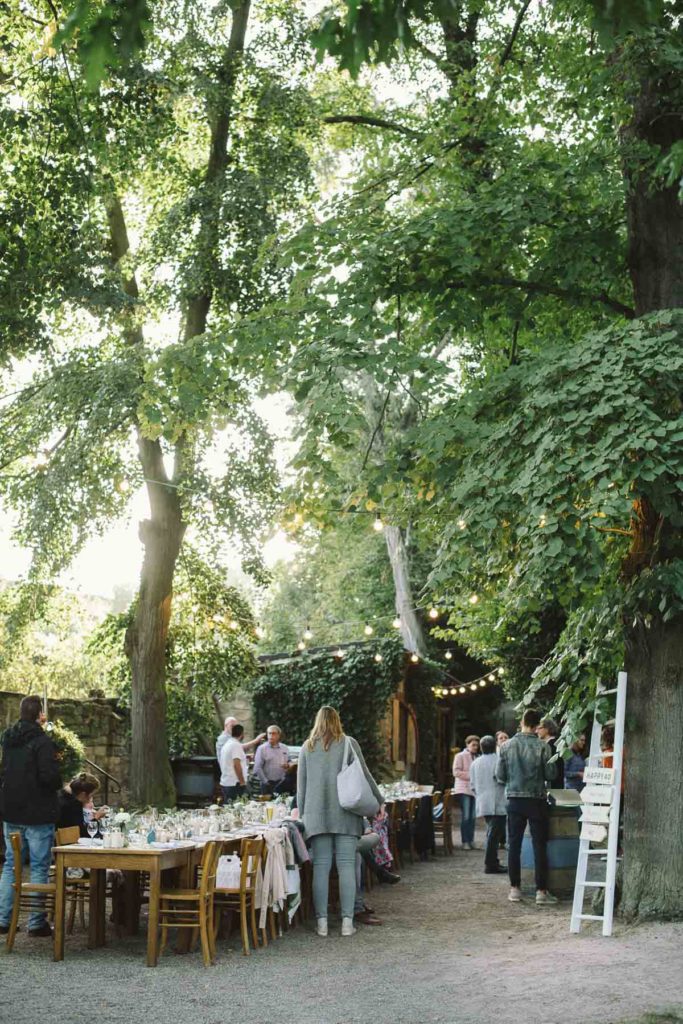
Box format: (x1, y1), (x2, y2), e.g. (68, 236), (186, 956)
(53, 855), (65, 962)
(147, 865), (161, 967)
(122, 871), (141, 935)
(95, 870), (106, 946)
(88, 869), (106, 948)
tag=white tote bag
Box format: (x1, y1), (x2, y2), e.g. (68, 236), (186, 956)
(336, 736), (380, 817)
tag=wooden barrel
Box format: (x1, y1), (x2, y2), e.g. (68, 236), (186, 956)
(520, 804), (580, 894)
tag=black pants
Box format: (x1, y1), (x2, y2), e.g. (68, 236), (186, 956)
(484, 814), (506, 870)
(221, 784), (246, 803)
(507, 797), (549, 890)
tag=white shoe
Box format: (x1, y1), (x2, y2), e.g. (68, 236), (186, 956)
(341, 917), (356, 937)
(536, 890), (559, 905)
(508, 887), (522, 902)
(316, 917), (328, 936)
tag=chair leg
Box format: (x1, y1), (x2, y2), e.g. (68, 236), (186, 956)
(78, 891), (86, 929)
(159, 923), (169, 956)
(7, 893), (21, 953)
(268, 907), (277, 941)
(239, 894), (250, 956)
(199, 912), (212, 967)
(66, 894), (77, 935)
(250, 898), (259, 950)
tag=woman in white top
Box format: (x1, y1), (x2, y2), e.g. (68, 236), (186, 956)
(219, 723), (248, 802)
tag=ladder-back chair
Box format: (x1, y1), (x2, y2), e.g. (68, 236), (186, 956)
(158, 839), (221, 967)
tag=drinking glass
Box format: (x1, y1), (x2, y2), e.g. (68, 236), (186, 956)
(86, 818), (99, 840)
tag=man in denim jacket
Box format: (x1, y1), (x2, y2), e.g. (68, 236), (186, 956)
(496, 708), (558, 905)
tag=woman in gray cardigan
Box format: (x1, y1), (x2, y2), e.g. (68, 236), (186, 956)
(297, 706), (383, 937)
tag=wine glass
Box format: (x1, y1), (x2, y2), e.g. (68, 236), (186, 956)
(86, 817), (99, 840)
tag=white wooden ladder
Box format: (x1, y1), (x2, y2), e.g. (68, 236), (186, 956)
(570, 670), (627, 937)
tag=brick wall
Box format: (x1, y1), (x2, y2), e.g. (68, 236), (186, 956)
(0, 690), (130, 805)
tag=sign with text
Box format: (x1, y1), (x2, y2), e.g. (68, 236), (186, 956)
(581, 785), (614, 805)
(580, 822), (607, 843)
(584, 766), (615, 786)
(580, 804), (611, 825)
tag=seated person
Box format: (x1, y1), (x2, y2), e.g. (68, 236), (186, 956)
(253, 724), (292, 795)
(57, 772), (109, 837)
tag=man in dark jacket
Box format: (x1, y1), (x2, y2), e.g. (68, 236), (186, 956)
(496, 709), (558, 906)
(0, 694), (62, 936)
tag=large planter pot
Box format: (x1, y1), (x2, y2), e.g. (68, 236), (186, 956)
(170, 756), (219, 808)
(521, 803), (581, 894)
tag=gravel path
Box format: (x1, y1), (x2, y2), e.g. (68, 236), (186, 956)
(3, 830), (682, 1024)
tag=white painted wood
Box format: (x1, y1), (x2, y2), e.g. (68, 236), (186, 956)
(570, 671), (627, 937)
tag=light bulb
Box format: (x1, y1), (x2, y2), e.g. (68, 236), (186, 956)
(374, 653), (383, 663)
(498, 667), (504, 676)
(392, 617), (401, 629)
(459, 686), (466, 694)
(479, 680), (486, 687)
(229, 620), (239, 630)
(297, 640), (306, 651)
(444, 650), (452, 660)
(410, 653), (419, 663)
(373, 513), (384, 532)
(470, 683), (477, 691)
(255, 626), (265, 639)
(303, 626), (313, 640)
(428, 607), (439, 619)
(468, 594), (479, 605)
(334, 647), (345, 658)
(116, 478), (130, 494)
(488, 674), (495, 682)
(364, 624), (374, 636)
(450, 688), (457, 695)
(458, 518), (466, 530)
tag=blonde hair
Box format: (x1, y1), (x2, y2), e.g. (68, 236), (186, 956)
(306, 706), (344, 752)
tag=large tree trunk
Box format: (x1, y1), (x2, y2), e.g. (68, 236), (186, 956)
(620, 40), (683, 919)
(125, 456), (185, 807)
(384, 525), (427, 655)
(622, 617), (683, 919)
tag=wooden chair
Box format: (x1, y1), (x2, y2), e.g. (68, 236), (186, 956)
(5, 832), (56, 952)
(433, 787), (454, 855)
(55, 826), (90, 934)
(158, 839), (221, 967)
(213, 837), (265, 956)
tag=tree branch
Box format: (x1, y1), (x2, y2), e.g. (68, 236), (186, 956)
(446, 275), (636, 318)
(323, 115), (423, 139)
(499, 0), (534, 68)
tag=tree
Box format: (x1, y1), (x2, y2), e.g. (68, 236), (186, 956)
(272, 1), (683, 916)
(0, 0), (315, 804)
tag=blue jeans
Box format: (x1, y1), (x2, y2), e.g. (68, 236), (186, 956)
(459, 794), (476, 845)
(310, 834), (358, 921)
(0, 822), (55, 929)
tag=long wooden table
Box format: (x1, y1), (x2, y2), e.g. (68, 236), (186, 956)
(53, 843), (195, 967)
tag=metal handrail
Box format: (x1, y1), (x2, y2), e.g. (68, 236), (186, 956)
(83, 756), (122, 807)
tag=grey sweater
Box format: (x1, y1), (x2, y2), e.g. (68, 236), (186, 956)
(297, 736), (383, 840)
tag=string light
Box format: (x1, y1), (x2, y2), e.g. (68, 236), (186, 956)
(498, 667), (504, 676)
(468, 594), (479, 605)
(392, 617), (401, 629)
(297, 640), (306, 651)
(458, 518), (466, 530)
(449, 688), (457, 695)
(229, 620), (239, 630)
(488, 674), (495, 682)
(373, 513), (384, 532)
(479, 680), (486, 687)
(334, 647), (345, 658)
(444, 650), (453, 660)
(410, 653), (419, 663)
(470, 683), (477, 691)
(428, 607), (439, 619)
(374, 653), (383, 663)
(364, 624), (374, 636)
(116, 479), (130, 494)
(459, 686), (466, 694)
(303, 625), (313, 640)
(255, 626), (265, 639)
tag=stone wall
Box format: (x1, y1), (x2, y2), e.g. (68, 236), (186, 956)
(0, 690), (131, 805)
(216, 689), (254, 740)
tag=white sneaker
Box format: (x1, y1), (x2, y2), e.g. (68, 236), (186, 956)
(536, 891), (559, 905)
(508, 887), (522, 902)
(316, 917), (328, 936)
(341, 917), (356, 937)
